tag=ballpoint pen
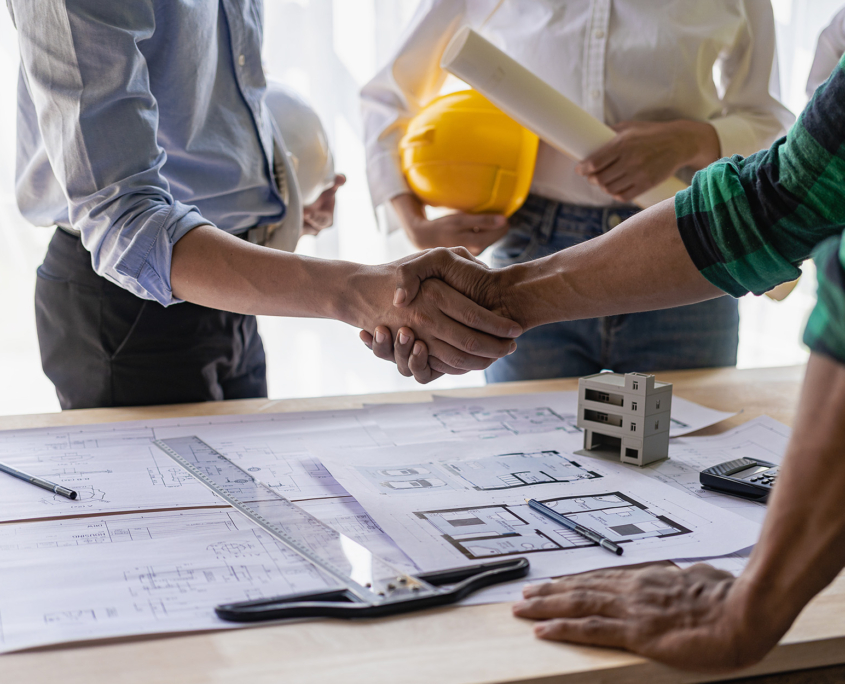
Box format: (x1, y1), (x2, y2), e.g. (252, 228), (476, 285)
(0, 461), (77, 500)
(526, 498), (623, 556)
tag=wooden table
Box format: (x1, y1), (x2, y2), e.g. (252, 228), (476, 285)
(2, 365), (845, 684)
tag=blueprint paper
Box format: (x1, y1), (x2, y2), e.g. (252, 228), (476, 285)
(673, 546), (754, 575)
(429, 393), (736, 438)
(316, 434), (761, 583)
(365, 392), (734, 446)
(0, 524), (326, 653)
(0, 409), (387, 522)
(0, 499), (416, 653)
(641, 416), (790, 525)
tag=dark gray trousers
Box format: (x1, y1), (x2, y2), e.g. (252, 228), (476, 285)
(35, 229), (268, 409)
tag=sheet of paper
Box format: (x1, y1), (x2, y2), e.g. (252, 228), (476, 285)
(0, 498), (416, 653)
(316, 433), (761, 584)
(640, 415), (790, 525)
(673, 546), (754, 575)
(0, 409), (388, 522)
(365, 391), (734, 445)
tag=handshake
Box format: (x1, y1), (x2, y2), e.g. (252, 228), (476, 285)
(352, 247), (531, 384)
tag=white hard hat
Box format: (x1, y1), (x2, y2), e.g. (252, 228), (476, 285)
(264, 81), (336, 206)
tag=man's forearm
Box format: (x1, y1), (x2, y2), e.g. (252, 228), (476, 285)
(170, 225), (521, 372)
(170, 224), (362, 323)
(502, 199), (725, 329)
(731, 353), (845, 647)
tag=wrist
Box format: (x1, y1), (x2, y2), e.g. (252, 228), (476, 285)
(499, 263), (539, 331)
(499, 258), (570, 331)
(320, 260), (376, 328)
(673, 120), (720, 171)
(723, 572), (794, 661)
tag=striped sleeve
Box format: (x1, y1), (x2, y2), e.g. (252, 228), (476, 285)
(675, 52), (845, 298)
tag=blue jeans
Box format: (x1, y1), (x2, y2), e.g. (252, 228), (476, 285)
(486, 195), (739, 383)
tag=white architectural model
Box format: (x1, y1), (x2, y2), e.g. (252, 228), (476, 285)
(577, 372), (673, 466)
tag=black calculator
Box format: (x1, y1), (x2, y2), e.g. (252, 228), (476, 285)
(699, 457), (778, 502)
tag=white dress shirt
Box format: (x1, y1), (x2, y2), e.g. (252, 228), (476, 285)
(362, 0), (794, 212)
(807, 7), (845, 97)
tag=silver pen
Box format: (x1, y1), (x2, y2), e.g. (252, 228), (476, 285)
(0, 461), (77, 500)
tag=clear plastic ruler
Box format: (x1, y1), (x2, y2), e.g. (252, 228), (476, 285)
(154, 435), (439, 605)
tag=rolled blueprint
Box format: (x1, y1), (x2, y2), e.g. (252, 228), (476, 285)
(440, 28), (688, 208)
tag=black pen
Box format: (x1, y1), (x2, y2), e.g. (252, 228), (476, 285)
(0, 461), (77, 500)
(525, 498), (623, 556)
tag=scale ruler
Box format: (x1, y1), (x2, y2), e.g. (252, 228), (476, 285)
(154, 436), (435, 603)
(154, 435), (529, 622)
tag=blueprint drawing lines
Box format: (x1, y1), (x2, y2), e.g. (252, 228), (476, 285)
(443, 451), (601, 490)
(357, 450), (601, 494)
(415, 493), (690, 560)
(433, 407), (580, 438)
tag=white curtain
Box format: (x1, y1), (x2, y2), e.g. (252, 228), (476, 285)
(0, 0), (842, 415)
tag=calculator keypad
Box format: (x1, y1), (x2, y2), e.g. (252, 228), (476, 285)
(748, 467), (778, 487)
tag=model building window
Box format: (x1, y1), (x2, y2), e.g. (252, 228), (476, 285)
(654, 420), (660, 430)
(633, 381), (639, 390)
(656, 399), (661, 409)
(631, 401), (638, 411)
(630, 423), (636, 431)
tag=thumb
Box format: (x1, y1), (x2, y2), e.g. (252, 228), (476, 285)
(392, 247), (483, 308)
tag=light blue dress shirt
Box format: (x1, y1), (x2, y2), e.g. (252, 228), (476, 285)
(9, 0), (285, 306)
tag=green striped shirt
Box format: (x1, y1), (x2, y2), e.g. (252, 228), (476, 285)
(676, 52), (845, 364)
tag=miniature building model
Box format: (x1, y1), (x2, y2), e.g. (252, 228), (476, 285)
(576, 372), (673, 467)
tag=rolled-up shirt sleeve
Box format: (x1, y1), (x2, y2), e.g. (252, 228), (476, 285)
(707, 0), (794, 159)
(360, 0), (467, 210)
(12, 0), (209, 306)
(676, 52), (845, 363)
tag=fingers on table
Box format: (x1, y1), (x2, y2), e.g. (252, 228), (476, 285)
(533, 617), (632, 649)
(522, 569), (635, 598)
(513, 590), (625, 620)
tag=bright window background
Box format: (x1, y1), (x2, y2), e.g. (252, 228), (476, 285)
(0, 0), (841, 416)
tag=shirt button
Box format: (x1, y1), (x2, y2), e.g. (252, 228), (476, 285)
(591, 89), (601, 99)
(594, 29), (605, 39)
(238, 54), (246, 67)
(607, 213), (622, 229)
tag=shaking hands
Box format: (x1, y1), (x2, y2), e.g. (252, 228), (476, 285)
(358, 247), (525, 383)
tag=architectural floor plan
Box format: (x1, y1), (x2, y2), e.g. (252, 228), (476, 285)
(364, 392), (735, 446)
(0, 402), (772, 654)
(432, 406), (580, 439)
(356, 450), (601, 495)
(318, 432), (763, 581)
(416, 493), (690, 560)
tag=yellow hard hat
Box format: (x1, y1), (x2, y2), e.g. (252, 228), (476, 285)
(400, 90), (538, 217)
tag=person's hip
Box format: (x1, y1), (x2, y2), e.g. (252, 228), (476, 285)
(491, 195), (640, 267)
